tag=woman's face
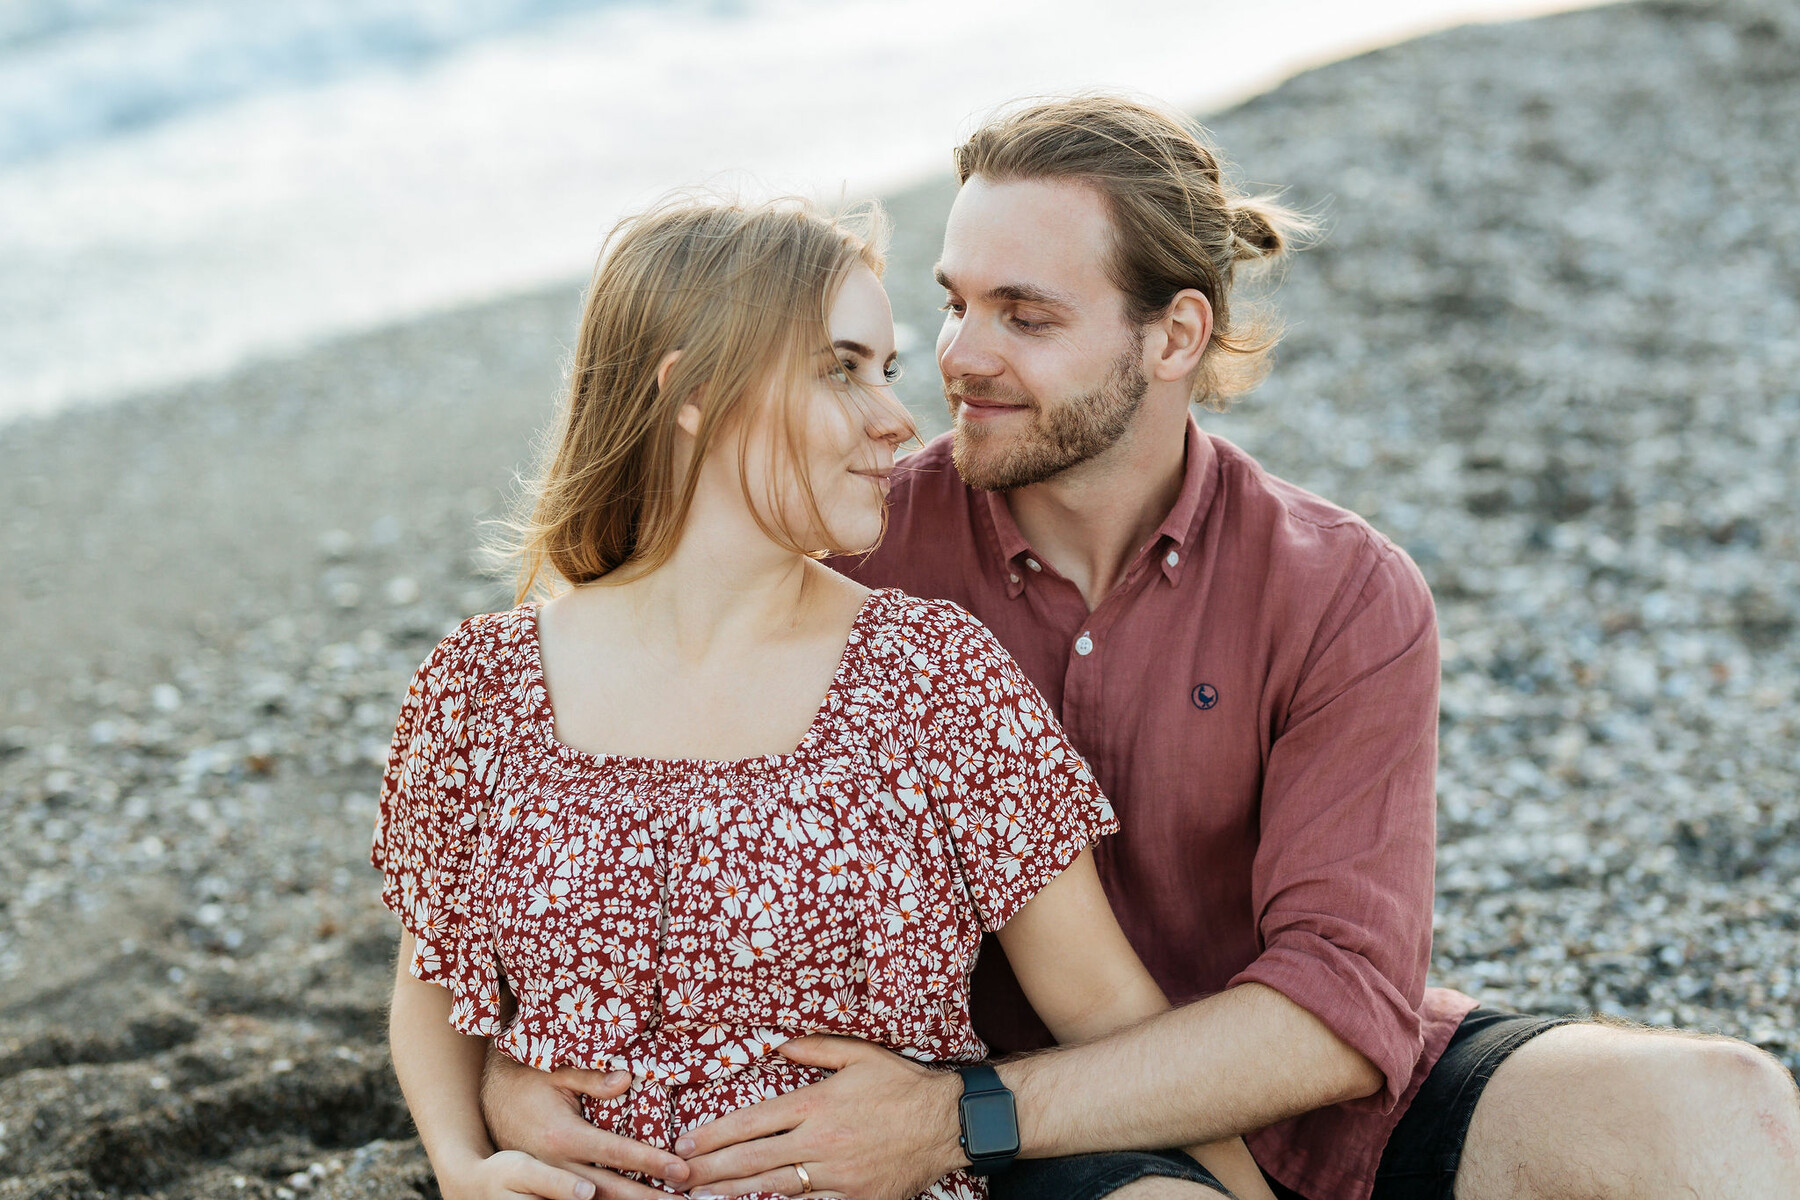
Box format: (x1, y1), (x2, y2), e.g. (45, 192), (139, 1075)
(748, 264), (916, 554)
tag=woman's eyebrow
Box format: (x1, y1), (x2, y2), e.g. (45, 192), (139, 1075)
(832, 338), (875, 358)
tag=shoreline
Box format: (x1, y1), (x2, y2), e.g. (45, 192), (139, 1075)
(3, 1), (1797, 1195)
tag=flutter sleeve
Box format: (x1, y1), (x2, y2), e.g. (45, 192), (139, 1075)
(369, 617), (506, 1036)
(914, 601), (1120, 932)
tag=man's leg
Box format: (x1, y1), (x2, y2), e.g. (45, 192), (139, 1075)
(1455, 1016), (1800, 1199)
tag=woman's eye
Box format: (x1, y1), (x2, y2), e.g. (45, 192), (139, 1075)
(824, 360), (851, 383)
(883, 359), (903, 383)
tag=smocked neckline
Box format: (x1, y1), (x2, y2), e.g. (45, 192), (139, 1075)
(519, 587), (894, 774)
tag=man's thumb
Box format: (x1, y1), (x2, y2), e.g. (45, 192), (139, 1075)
(774, 1034), (862, 1070)
(548, 1065), (633, 1098)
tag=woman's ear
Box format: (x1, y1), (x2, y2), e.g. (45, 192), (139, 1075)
(655, 349), (683, 394)
(660, 351), (702, 436)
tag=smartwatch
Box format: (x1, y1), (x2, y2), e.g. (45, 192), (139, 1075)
(955, 1062), (1020, 1176)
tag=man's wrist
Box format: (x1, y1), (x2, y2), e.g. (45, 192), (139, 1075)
(932, 1066), (976, 1175)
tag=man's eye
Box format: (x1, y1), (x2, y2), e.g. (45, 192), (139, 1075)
(939, 300), (965, 316)
(1011, 316), (1047, 332)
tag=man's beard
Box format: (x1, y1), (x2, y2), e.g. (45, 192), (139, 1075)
(947, 339), (1149, 492)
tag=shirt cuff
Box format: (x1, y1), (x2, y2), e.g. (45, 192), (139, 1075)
(1228, 931), (1424, 1113)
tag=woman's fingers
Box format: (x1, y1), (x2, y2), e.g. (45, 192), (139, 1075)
(492, 1152), (667, 1200)
(540, 1124), (690, 1185)
(500, 1153), (599, 1200)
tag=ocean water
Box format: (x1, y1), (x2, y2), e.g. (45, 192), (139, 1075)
(0, 0), (1606, 423)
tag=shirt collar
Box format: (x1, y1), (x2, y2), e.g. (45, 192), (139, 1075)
(980, 412), (1218, 596)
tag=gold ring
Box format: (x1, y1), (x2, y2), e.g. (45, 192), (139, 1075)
(793, 1163), (813, 1194)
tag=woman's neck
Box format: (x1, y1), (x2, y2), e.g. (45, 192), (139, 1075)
(601, 506), (821, 668)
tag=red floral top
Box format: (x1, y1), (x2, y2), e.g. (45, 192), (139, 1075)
(371, 588), (1118, 1199)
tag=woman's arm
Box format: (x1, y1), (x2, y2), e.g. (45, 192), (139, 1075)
(996, 852), (1277, 1200)
(390, 929), (598, 1200)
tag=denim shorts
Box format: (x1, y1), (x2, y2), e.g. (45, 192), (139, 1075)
(992, 1007), (1576, 1200)
(993, 1148), (1229, 1200)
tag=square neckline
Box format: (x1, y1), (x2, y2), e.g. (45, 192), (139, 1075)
(521, 586), (893, 774)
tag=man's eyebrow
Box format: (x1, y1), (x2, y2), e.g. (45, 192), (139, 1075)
(932, 265), (1076, 310)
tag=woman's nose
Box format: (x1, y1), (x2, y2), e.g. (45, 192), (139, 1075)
(865, 386), (917, 447)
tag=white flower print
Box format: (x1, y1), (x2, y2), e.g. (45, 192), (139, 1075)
(714, 870), (749, 917)
(747, 882), (783, 928)
(557, 984), (599, 1028)
(727, 928), (776, 967)
(622, 827), (656, 868)
(818, 848), (854, 892)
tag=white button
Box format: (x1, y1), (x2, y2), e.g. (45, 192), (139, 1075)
(1074, 633), (1094, 656)
(1025, 558), (1042, 572)
(1008, 573), (1020, 584)
(1166, 550), (1180, 567)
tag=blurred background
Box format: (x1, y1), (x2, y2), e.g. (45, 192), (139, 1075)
(2, 0), (1797, 1195)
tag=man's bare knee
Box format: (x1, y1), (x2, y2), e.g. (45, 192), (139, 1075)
(1459, 1020), (1800, 1198)
(1108, 1177), (1232, 1199)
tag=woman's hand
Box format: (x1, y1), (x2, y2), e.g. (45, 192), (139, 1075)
(480, 1047), (693, 1198)
(439, 1148), (601, 1200)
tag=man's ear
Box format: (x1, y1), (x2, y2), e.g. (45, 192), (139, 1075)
(1150, 289), (1213, 383)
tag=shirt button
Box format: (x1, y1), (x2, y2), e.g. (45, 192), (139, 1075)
(1025, 558), (1042, 572)
(1074, 632), (1094, 656)
(1166, 550), (1180, 567)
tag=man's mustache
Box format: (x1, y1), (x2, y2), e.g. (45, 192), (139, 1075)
(944, 378), (1037, 408)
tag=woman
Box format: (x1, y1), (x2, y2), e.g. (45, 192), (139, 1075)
(373, 194), (1273, 1200)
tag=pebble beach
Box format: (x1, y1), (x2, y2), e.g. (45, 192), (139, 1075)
(3, 0), (1798, 1195)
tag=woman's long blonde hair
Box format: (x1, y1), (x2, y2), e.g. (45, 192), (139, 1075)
(501, 193), (891, 604)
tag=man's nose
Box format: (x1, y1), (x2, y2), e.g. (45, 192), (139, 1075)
(937, 311), (1002, 381)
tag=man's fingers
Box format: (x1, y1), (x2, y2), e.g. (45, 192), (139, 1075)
(549, 1066), (634, 1100)
(771, 1034), (872, 1072)
(674, 1092), (805, 1157)
(677, 1133), (806, 1189)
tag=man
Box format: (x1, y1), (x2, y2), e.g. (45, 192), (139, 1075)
(479, 96), (1800, 1200)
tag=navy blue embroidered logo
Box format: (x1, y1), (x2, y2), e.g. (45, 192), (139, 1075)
(1191, 683), (1219, 711)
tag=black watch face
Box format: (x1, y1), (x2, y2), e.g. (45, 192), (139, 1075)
(961, 1090), (1020, 1159)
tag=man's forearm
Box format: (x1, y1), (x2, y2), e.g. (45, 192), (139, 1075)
(999, 981), (1384, 1159)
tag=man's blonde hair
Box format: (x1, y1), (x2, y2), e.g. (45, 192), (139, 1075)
(954, 94), (1313, 409)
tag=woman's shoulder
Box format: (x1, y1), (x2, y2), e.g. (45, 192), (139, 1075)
(411, 604), (540, 698)
(864, 589), (1021, 683)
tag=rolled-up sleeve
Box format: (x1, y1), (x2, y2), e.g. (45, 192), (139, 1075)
(1228, 544), (1440, 1113)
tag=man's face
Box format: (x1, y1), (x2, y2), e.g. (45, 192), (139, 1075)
(934, 175), (1148, 492)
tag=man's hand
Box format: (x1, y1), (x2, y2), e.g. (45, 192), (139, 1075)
(479, 1047), (692, 1198)
(674, 1036), (965, 1199)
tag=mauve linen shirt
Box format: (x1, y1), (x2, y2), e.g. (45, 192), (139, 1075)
(834, 415), (1479, 1200)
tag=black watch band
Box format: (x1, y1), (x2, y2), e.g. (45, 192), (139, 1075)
(955, 1062), (1020, 1177)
